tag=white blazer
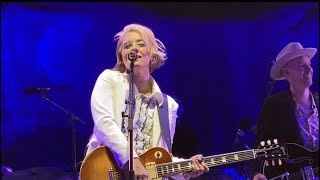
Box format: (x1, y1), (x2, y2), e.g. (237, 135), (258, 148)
(86, 69), (180, 166)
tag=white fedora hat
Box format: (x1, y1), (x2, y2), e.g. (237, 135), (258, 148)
(270, 42), (317, 80)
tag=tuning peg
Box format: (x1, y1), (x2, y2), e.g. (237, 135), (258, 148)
(272, 160), (275, 166)
(260, 141), (265, 146)
(267, 140), (271, 145)
(278, 159), (282, 165)
(273, 139), (278, 144)
(265, 160), (269, 166)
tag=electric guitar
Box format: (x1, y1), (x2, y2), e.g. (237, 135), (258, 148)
(79, 139), (288, 180)
(264, 143), (319, 180)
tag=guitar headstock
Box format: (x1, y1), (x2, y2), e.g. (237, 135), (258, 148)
(255, 139), (289, 166)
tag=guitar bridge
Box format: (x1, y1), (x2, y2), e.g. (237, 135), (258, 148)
(145, 162), (158, 179)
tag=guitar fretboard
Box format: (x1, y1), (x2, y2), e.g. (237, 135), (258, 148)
(156, 149), (255, 177)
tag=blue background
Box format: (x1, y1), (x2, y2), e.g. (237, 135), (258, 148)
(1, 2), (319, 178)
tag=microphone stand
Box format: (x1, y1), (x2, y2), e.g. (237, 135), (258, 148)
(122, 59), (135, 180)
(40, 92), (85, 180)
(233, 128), (251, 180)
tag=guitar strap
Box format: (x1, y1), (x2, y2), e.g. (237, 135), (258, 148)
(158, 93), (172, 153)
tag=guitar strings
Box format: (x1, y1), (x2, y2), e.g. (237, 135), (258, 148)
(157, 153), (256, 176)
(110, 149), (279, 178)
(109, 154), (254, 179)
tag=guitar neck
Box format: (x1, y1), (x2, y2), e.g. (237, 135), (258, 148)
(156, 149), (255, 177)
(203, 149), (255, 167)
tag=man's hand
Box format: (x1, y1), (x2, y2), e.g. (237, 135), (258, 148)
(253, 173), (267, 180)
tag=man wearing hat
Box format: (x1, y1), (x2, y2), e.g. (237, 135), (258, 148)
(252, 42), (319, 180)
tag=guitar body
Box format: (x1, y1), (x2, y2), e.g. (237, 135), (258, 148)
(80, 146), (121, 180)
(139, 147), (173, 168)
(80, 146), (172, 180)
(264, 143), (319, 179)
(286, 143), (319, 166)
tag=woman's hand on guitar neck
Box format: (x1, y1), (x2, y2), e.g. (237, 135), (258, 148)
(134, 157), (150, 180)
(183, 154), (209, 179)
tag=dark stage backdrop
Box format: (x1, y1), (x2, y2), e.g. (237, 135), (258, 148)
(1, 2), (319, 178)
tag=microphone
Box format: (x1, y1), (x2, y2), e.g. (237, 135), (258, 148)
(25, 87), (50, 94)
(127, 50), (139, 62)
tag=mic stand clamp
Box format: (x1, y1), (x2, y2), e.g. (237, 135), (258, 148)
(40, 93), (85, 180)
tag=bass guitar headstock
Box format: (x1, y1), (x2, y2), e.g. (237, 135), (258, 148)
(255, 139), (289, 166)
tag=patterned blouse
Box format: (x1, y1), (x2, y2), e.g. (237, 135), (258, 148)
(121, 93), (157, 155)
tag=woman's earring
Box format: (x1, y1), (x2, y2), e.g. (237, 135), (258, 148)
(151, 54), (159, 64)
(151, 59), (157, 64)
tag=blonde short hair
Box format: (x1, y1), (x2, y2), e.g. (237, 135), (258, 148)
(112, 23), (167, 73)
